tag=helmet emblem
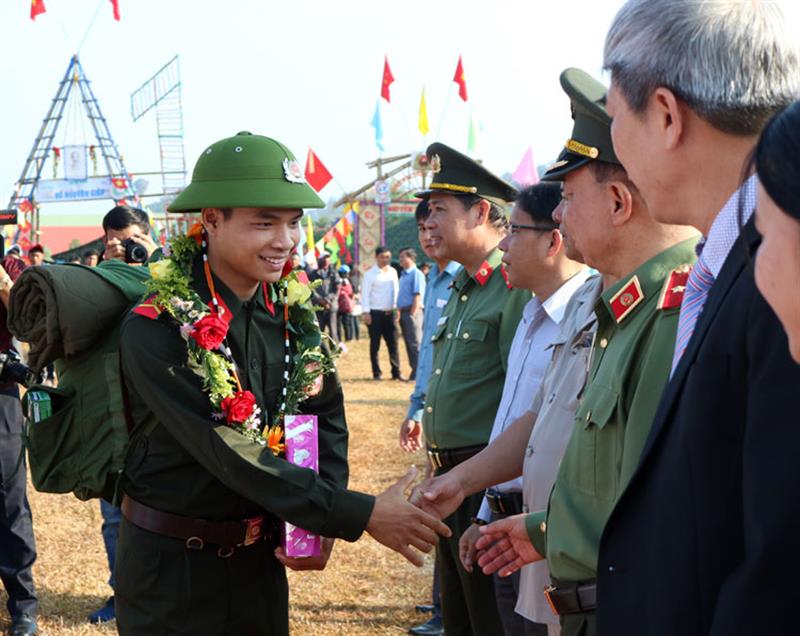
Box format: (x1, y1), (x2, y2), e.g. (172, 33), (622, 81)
(283, 158), (306, 183)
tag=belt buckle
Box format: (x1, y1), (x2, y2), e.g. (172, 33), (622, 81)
(243, 516), (264, 546)
(543, 585), (559, 616)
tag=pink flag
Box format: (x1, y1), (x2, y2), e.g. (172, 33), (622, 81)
(512, 146), (539, 186)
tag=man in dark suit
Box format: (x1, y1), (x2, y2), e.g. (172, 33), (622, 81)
(598, 1), (800, 634)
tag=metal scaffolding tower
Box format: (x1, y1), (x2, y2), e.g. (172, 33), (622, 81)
(130, 56), (187, 203)
(5, 54), (138, 245)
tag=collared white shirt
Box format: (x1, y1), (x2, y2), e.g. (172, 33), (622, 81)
(360, 265), (398, 312)
(477, 268), (592, 522)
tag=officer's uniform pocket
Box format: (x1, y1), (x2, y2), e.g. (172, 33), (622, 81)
(448, 320), (493, 379)
(573, 384), (618, 500)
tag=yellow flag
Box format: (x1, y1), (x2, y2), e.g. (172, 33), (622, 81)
(418, 87), (430, 137)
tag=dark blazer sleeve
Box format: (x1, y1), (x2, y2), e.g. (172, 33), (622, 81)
(709, 286), (800, 635)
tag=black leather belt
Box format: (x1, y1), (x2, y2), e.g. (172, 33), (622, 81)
(543, 580), (597, 615)
(485, 488), (523, 515)
(427, 444), (485, 471)
(121, 495), (277, 558)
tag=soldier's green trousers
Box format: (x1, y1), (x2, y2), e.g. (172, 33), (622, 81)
(115, 517), (289, 635)
(436, 486), (503, 636)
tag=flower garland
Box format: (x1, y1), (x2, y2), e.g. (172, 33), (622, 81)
(145, 223), (336, 455)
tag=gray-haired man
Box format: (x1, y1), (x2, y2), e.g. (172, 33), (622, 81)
(598, 2), (800, 634)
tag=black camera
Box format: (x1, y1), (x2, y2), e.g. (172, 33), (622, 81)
(121, 239), (150, 263)
(121, 238), (148, 264)
(0, 350), (43, 388)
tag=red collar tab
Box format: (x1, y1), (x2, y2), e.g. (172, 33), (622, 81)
(608, 275), (645, 324)
(262, 282), (275, 316)
(500, 264), (512, 289)
(132, 295), (163, 320)
(212, 292), (234, 324)
(657, 265), (692, 311)
(280, 259), (293, 279)
(473, 260), (494, 286)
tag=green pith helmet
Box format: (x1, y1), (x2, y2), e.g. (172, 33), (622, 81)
(167, 131), (325, 212)
(415, 142), (518, 207)
(542, 68), (621, 182)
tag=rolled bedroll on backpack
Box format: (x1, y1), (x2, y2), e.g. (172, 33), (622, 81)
(8, 259), (151, 501)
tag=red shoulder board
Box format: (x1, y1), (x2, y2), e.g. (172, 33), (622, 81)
(473, 260), (494, 286)
(132, 295), (163, 320)
(657, 265), (692, 311)
(261, 282), (275, 317)
(500, 264), (512, 289)
(608, 275), (644, 324)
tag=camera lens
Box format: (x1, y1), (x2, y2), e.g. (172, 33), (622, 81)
(123, 239), (149, 264)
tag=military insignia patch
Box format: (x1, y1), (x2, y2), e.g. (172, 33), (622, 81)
(608, 275), (644, 323)
(657, 264), (692, 311)
(132, 295), (163, 320)
(430, 154), (442, 174)
(500, 264), (512, 288)
(474, 261), (493, 286)
(283, 158), (306, 183)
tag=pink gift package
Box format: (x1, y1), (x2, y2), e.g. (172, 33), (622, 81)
(282, 415), (321, 557)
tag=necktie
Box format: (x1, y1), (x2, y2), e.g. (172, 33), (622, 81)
(671, 254), (715, 375)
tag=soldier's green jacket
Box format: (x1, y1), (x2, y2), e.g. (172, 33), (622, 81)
(120, 257), (374, 540)
(422, 248), (530, 449)
(526, 238), (698, 582)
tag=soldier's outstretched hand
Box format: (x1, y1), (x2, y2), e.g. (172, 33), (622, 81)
(475, 513), (543, 577)
(408, 471), (465, 520)
(366, 467), (452, 567)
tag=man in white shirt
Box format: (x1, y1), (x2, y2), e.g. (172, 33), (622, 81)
(459, 183), (589, 636)
(360, 246), (401, 380)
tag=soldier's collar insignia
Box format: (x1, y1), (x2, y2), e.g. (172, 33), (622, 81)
(473, 260), (493, 286)
(283, 158), (306, 183)
(657, 264), (692, 311)
(430, 154), (442, 174)
(500, 264), (512, 289)
(565, 138), (599, 159)
(608, 275), (644, 323)
(132, 295), (163, 320)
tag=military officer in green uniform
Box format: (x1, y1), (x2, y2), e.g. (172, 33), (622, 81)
(416, 143), (530, 636)
(472, 69), (700, 636)
(115, 132), (450, 635)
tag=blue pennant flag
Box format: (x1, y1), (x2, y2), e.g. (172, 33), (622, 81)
(370, 100), (385, 152)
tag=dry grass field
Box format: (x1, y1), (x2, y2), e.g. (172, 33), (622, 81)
(0, 338), (433, 635)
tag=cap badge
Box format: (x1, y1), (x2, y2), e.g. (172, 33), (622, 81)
(430, 154), (442, 174)
(283, 158), (306, 184)
(565, 139), (599, 159)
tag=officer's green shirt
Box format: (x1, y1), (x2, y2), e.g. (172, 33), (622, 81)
(120, 257), (374, 541)
(422, 248), (530, 449)
(526, 238), (697, 581)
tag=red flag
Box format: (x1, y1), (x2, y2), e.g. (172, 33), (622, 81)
(380, 56), (394, 103)
(109, 0), (120, 20)
(30, 0), (46, 21)
(304, 148), (333, 192)
(453, 55), (468, 102)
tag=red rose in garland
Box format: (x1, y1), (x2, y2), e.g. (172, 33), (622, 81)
(221, 390), (257, 424)
(191, 313), (228, 350)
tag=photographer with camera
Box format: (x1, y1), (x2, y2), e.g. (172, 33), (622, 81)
(101, 205), (158, 265)
(87, 204), (157, 624)
(0, 258), (38, 635)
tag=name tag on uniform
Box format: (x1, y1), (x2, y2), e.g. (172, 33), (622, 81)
(437, 315), (448, 326)
(436, 298), (448, 308)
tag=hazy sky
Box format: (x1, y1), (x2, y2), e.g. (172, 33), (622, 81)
(0, 0), (627, 219)
(2, 0), (798, 223)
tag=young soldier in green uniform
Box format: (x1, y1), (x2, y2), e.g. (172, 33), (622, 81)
(470, 70), (700, 636)
(115, 132), (450, 635)
(416, 143), (530, 636)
